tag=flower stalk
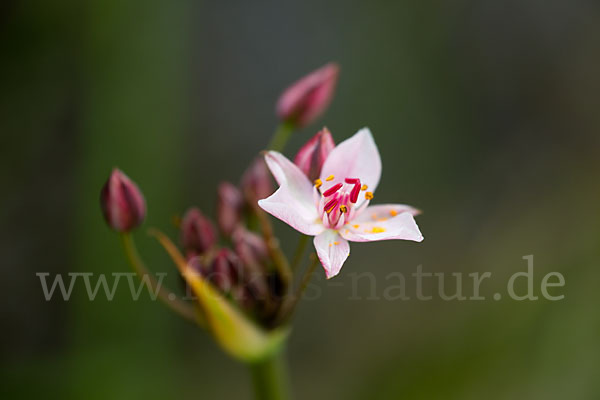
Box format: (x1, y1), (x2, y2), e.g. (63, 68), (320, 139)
(250, 350), (290, 400)
(119, 233), (201, 324)
(268, 121), (295, 152)
(290, 235), (309, 272)
(251, 202), (293, 287)
(276, 254), (319, 325)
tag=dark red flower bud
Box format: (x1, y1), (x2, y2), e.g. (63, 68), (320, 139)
(210, 249), (242, 293)
(216, 182), (244, 236)
(276, 62), (339, 128)
(294, 127), (335, 181)
(241, 157), (273, 203)
(180, 207), (216, 255)
(232, 226), (268, 267)
(100, 168), (146, 232)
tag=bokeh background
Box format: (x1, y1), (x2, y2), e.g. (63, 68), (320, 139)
(2, 0), (599, 398)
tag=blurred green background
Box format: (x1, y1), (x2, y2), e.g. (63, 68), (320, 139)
(2, 0), (599, 398)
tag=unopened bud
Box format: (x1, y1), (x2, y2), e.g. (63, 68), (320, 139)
(276, 62), (339, 128)
(294, 127), (335, 181)
(232, 226), (268, 267)
(187, 254), (208, 275)
(180, 207), (216, 255)
(181, 254), (209, 300)
(241, 158), (273, 202)
(100, 168), (146, 232)
(210, 249), (242, 293)
(217, 182), (243, 236)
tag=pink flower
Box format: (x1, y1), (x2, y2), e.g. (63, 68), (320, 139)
(276, 63), (339, 128)
(258, 128), (423, 278)
(294, 127), (335, 181)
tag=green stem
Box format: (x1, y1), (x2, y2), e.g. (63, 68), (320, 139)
(275, 254), (319, 325)
(290, 235), (309, 272)
(268, 121), (295, 152)
(260, 121), (296, 289)
(120, 233), (199, 324)
(250, 351), (291, 400)
(296, 254), (319, 300)
(253, 203), (293, 288)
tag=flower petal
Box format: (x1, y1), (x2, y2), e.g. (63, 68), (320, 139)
(352, 204), (421, 222)
(264, 151), (312, 188)
(320, 127), (382, 193)
(341, 211), (423, 243)
(259, 151), (324, 236)
(258, 187), (324, 236)
(313, 230), (350, 279)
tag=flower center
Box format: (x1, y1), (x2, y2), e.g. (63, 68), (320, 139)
(314, 175), (373, 229)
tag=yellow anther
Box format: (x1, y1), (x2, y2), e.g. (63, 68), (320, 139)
(377, 218), (388, 222)
(361, 184), (368, 191)
(365, 191), (374, 200)
(314, 178), (322, 189)
(352, 224), (360, 229)
(345, 229), (350, 234)
(371, 227), (386, 233)
(371, 214), (378, 220)
(333, 241), (340, 245)
(328, 243), (333, 247)
(325, 175), (335, 181)
(340, 205), (348, 213)
(389, 209), (398, 217)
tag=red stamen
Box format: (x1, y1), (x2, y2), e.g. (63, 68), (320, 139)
(345, 178), (359, 184)
(350, 184), (361, 203)
(323, 183), (343, 197)
(324, 197), (339, 213)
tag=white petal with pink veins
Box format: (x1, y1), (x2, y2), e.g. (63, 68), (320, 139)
(319, 128), (382, 194)
(341, 211), (423, 243)
(258, 186), (324, 236)
(264, 151), (313, 189)
(259, 151), (324, 236)
(313, 229), (350, 279)
(352, 204), (421, 222)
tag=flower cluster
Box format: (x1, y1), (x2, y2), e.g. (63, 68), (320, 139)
(99, 62), (424, 365)
(178, 158), (287, 326)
